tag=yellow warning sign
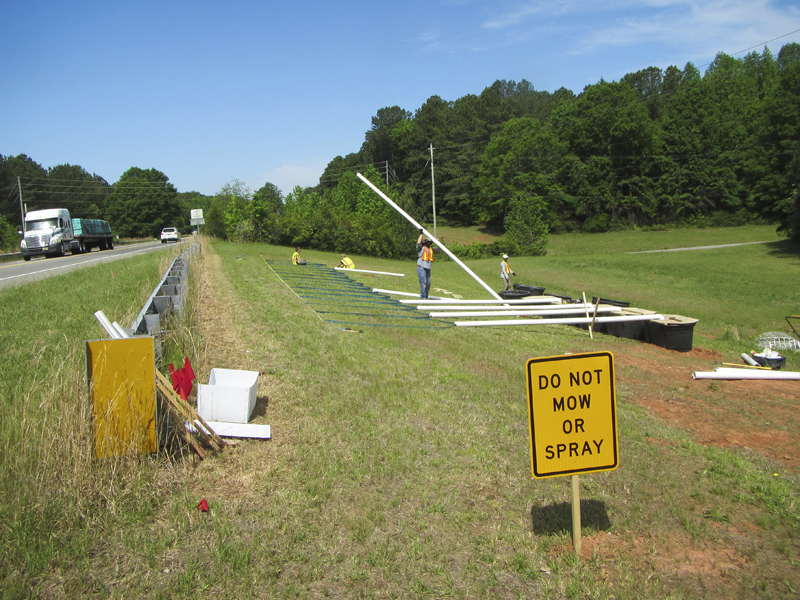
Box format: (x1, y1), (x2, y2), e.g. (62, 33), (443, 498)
(87, 337), (157, 459)
(526, 352), (618, 479)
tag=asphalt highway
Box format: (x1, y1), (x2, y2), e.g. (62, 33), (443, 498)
(0, 240), (184, 290)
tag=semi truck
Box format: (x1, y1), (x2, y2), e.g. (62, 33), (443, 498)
(19, 208), (114, 261)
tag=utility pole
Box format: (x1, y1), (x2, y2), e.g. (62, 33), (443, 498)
(429, 143), (437, 239)
(17, 177), (24, 232)
(385, 160), (389, 186)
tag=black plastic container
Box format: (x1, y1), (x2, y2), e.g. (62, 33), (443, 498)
(498, 290), (532, 300)
(644, 316), (698, 352)
(591, 297), (630, 308)
(513, 283), (546, 296)
(604, 320), (647, 341)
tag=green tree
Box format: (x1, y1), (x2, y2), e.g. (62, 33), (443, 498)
(475, 117), (570, 230)
(243, 182), (283, 242)
(503, 195), (549, 256)
(282, 185), (322, 246)
(361, 106), (412, 169)
(0, 213), (19, 252)
(0, 154), (48, 227)
(217, 179), (252, 240)
(319, 153), (366, 190)
(252, 182), (284, 215)
(752, 56), (800, 230)
(46, 164), (111, 219)
(105, 167), (181, 238)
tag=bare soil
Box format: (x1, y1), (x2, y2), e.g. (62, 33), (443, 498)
(615, 344), (799, 469)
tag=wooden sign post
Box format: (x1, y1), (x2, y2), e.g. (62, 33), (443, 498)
(526, 352), (619, 554)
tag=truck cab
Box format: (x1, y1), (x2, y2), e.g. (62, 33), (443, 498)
(20, 209), (75, 260)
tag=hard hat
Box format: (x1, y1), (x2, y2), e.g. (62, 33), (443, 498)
(423, 238), (432, 245)
(503, 254), (508, 259)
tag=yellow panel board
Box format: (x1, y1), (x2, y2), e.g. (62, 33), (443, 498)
(87, 338), (157, 458)
(526, 352), (618, 479)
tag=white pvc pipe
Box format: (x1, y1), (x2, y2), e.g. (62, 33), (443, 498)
(372, 288), (443, 300)
(112, 322), (130, 338)
(741, 353), (760, 366)
(431, 307), (621, 318)
(94, 310), (122, 339)
(400, 297), (561, 305)
(335, 267), (404, 277)
(422, 303), (611, 311)
(357, 172), (503, 301)
(714, 367), (781, 374)
(454, 314), (665, 327)
(693, 369), (799, 380)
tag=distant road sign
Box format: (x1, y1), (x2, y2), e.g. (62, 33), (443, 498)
(526, 352), (619, 479)
(191, 209), (204, 219)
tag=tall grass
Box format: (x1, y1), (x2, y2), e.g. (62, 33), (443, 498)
(0, 246), (187, 596)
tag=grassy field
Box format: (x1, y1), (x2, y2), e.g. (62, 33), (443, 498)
(1, 226), (798, 599)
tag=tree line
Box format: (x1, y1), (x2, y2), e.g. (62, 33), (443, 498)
(2, 44), (798, 254)
(0, 160), (207, 251)
(325, 45), (800, 242)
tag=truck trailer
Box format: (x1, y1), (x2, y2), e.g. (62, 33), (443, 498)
(20, 208), (114, 260)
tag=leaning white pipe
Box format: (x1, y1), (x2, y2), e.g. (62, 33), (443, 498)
(372, 288), (444, 300)
(112, 322), (130, 338)
(357, 172), (503, 301)
(400, 297), (560, 305)
(431, 307), (621, 318)
(693, 369), (799, 380)
(335, 267), (404, 277)
(455, 314), (665, 327)
(94, 310), (122, 339)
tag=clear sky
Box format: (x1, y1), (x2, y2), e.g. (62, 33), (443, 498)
(2, 0), (799, 198)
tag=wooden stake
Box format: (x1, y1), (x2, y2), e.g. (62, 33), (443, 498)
(156, 379), (221, 452)
(582, 293), (593, 339)
(572, 474), (582, 556)
(164, 404), (206, 459)
(155, 371), (227, 450)
(590, 297), (601, 336)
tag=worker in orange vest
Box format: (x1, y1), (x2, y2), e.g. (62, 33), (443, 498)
(416, 231), (437, 299)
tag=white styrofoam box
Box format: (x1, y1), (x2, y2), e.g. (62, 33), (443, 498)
(197, 368), (259, 424)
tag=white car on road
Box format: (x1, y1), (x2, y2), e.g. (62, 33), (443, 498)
(160, 227), (181, 243)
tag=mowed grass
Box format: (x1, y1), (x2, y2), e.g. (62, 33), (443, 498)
(0, 227), (798, 599)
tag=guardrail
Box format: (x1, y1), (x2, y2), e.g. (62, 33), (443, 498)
(128, 243), (200, 359)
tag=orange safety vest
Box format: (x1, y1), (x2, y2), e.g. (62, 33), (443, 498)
(421, 246), (434, 262)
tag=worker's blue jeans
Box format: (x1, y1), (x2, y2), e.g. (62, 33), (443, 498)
(417, 266), (431, 299)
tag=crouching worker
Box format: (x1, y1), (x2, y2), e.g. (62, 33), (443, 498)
(338, 254), (355, 269)
(292, 247), (307, 265)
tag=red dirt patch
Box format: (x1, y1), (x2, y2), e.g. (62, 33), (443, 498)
(614, 344), (800, 469)
(581, 531), (746, 578)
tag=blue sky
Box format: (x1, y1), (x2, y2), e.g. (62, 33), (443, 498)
(2, 0), (799, 197)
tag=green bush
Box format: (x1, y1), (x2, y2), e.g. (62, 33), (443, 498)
(0, 214), (19, 253)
